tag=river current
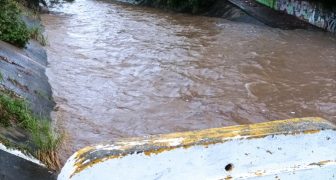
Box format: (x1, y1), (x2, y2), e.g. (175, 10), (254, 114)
(42, 0), (336, 161)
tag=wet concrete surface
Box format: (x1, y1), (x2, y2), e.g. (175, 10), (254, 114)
(0, 40), (55, 178)
(0, 40), (54, 118)
(0, 18), (54, 178)
(0, 150), (55, 180)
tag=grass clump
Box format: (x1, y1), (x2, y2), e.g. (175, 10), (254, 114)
(0, 92), (61, 170)
(0, 0), (31, 47)
(0, 71), (3, 81)
(30, 26), (48, 46)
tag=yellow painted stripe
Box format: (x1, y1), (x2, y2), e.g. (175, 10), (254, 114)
(71, 117), (335, 176)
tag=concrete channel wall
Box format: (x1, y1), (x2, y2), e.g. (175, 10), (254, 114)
(0, 39), (56, 179)
(0, 12), (55, 178)
(256, 0), (336, 32)
(0, 40), (54, 117)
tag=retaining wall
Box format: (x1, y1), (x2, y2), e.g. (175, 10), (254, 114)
(256, 0), (336, 32)
(0, 15), (55, 178)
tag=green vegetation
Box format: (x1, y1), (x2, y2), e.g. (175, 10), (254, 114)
(140, 0), (217, 13)
(30, 26), (48, 46)
(0, 91), (61, 170)
(0, 0), (48, 47)
(0, 0), (58, 170)
(16, 0), (47, 9)
(0, 0), (31, 47)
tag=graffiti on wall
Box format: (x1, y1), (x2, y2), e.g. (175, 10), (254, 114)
(256, 0), (276, 8)
(327, 19), (336, 32)
(274, 0), (336, 32)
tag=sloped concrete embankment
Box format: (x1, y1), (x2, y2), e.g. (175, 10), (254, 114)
(0, 21), (55, 179)
(0, 38), (55, 124)
(0, 39), (54, 117)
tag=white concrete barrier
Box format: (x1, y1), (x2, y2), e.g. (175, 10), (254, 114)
(59, 117), (336, 179)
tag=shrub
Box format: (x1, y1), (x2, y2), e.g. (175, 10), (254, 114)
(140, 0), (217, 14)
(0, 0), (30, 47)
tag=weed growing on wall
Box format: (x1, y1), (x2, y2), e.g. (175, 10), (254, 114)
(30, 26), (48, 46)
(0, 92), (62, 170)
(140, 0), (217, 13)
(0, 71), (3, 81)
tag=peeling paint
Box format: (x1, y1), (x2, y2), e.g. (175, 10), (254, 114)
(58, 117), (336, 179)
(309, 160), (333, 167)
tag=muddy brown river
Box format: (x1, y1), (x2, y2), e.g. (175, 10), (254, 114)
(42, 0), (336, 162)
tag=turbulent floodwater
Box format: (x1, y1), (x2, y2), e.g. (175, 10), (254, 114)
(42, 0), (336, 161)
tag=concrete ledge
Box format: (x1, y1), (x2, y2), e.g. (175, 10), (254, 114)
(59, 117), (336, 179)
(0, 146), (55, 180)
